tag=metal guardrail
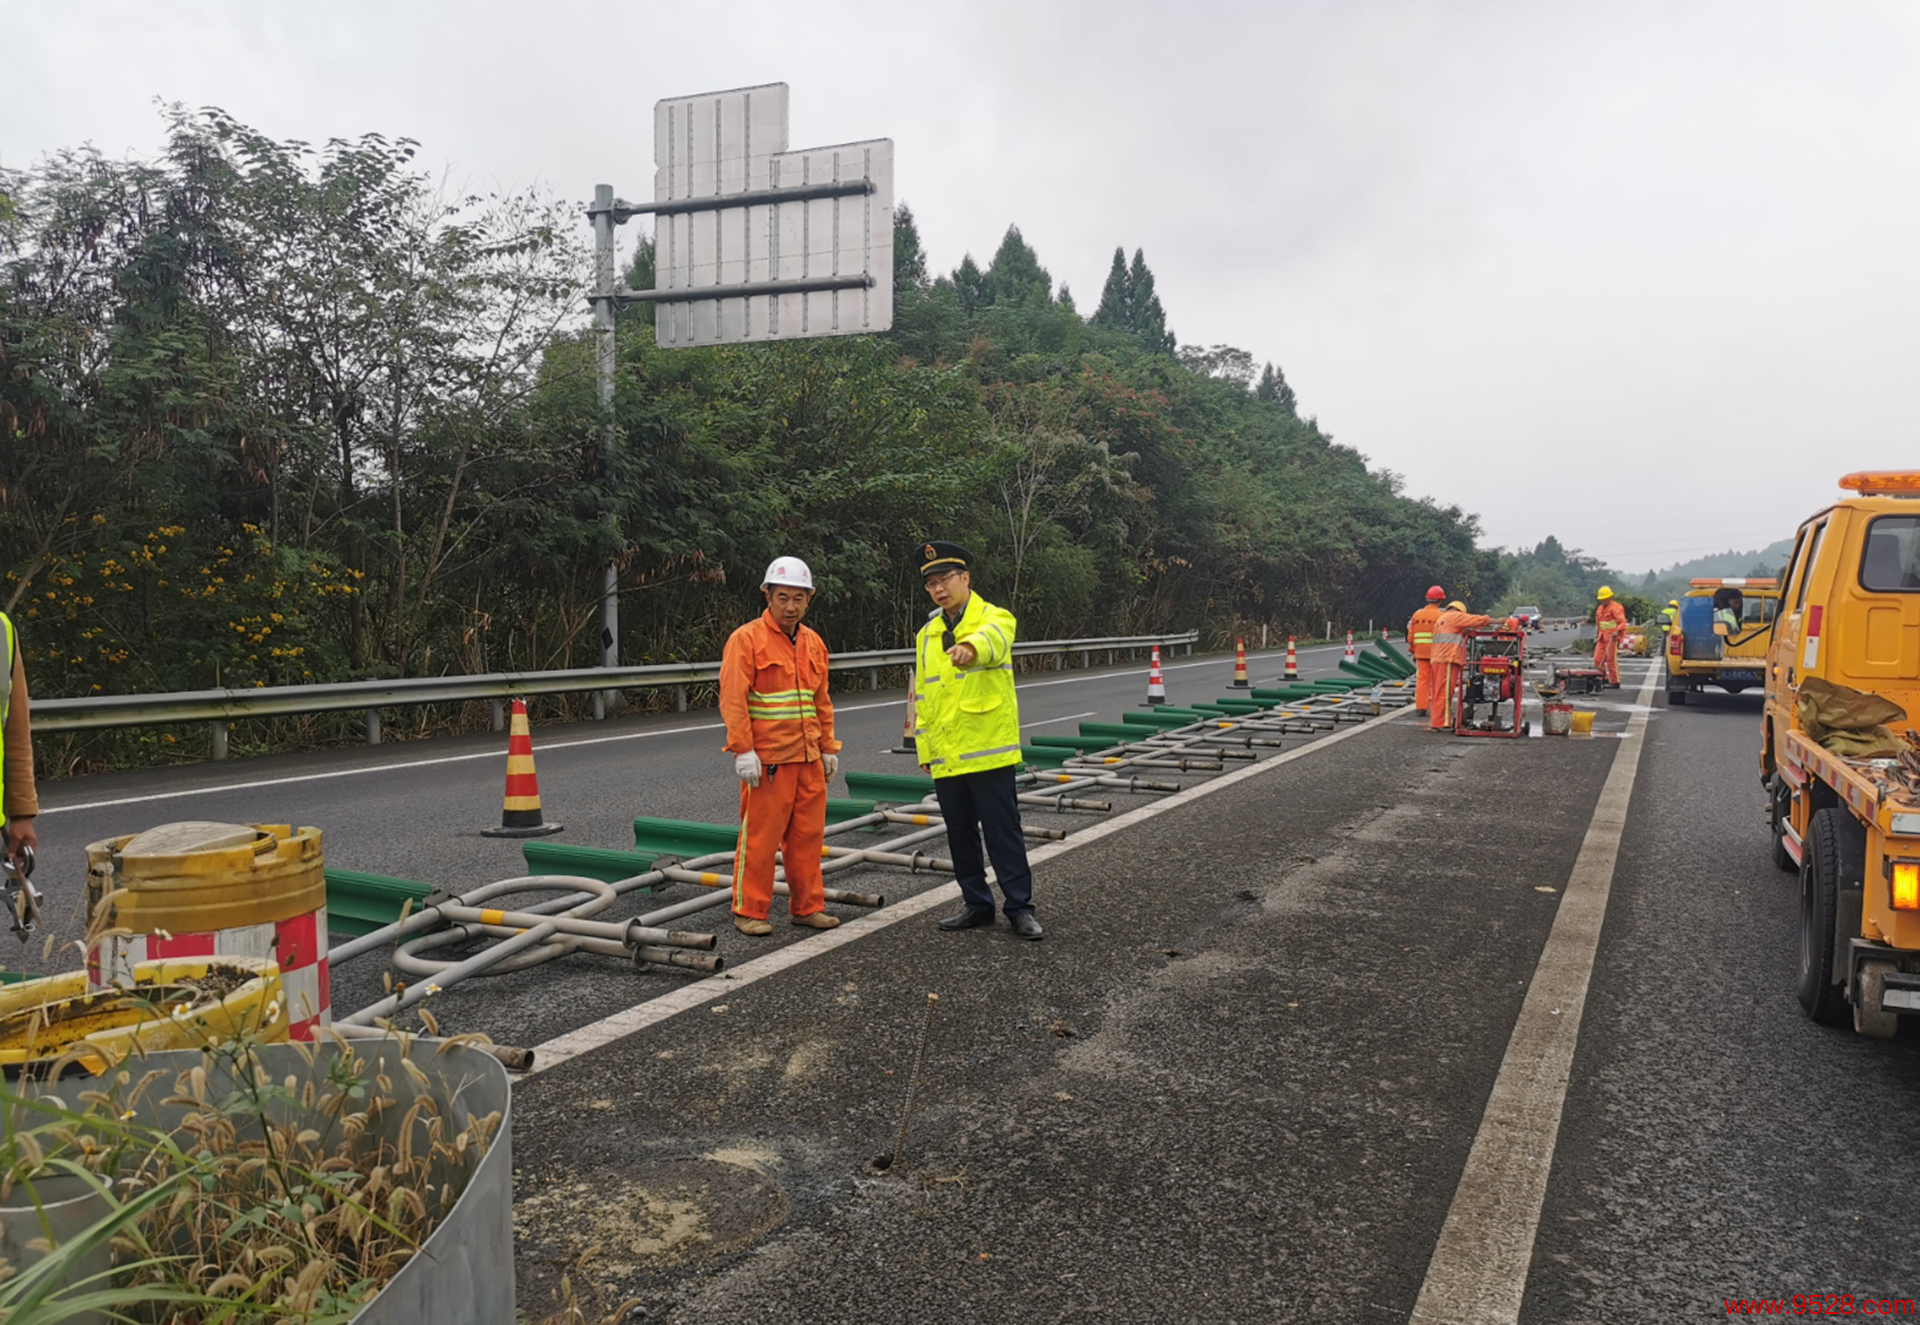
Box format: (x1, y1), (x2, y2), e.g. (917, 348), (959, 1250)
(32, 629), (1200, 758)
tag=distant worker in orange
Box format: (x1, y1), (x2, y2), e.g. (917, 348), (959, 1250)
(1593, 585), (1628, 690)
(1429, 599), (1492, 731)
(719, 556), (842, 937)
(1406, 585), (1445, 716)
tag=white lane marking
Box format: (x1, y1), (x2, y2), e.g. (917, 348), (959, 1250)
(37, 646), (1371, 816)
(524, 703), (1412, 1076)
(1021, 711), (1098, 729)
(1408, 666), (1660, 1324)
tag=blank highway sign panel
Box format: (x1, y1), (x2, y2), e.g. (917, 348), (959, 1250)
(652, 82), (894, 348)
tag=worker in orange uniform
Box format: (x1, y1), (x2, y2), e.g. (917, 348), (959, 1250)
(1593, 585), (1628, 690)
(719, 557), (842, 937)
(1406, 586), (1445, 716)
(1429, 600), (1492, 731)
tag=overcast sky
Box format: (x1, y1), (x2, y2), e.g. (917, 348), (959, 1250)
(7, 1), (1915, 573)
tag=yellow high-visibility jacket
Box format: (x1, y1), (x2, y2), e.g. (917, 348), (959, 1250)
(914, 592), (1021, 779)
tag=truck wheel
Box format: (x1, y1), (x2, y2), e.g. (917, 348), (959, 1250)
(1797, 806), (1861, 1027)
(1667, 686), (1687, 706)
(1768, 776), (1797, 874)
(1855, 960), (1900, 1039)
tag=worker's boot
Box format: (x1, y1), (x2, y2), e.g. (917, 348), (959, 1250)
(733, 915), (774, 936)
(790, 911), (840, 929)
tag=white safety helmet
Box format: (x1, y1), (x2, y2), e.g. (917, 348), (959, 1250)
(762, 557), (815, 591)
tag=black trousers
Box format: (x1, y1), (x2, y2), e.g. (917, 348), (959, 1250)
(933, 764), (1034, 916)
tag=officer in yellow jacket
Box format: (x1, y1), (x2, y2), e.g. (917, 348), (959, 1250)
(914, 542), (1040, 940)
(1, 610), (40, 936)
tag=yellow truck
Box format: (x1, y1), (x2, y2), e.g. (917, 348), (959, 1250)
(1663, 577), (1779, 705)
(1763, 472), (1920, 1036)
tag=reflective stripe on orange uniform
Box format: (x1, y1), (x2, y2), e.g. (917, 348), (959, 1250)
(1592, 600), (1627, 685)
(1595, 600), (1627, 635)
(718, 611), (841, 764)
(731, 758), (828, 921)
(1429, 610), (1491, 666)
(1406, 604), (1442, 661)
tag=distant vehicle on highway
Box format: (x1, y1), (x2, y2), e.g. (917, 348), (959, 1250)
(1664, 578), (1779, 704)
(1763, 471), (1920, 1039)
(1510, 606), (1543, 632)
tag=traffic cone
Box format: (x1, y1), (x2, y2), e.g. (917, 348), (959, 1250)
(1145, 646), (1168, 706)
(1231, 638), (1250, 688)
(481, 698), (564, 838)
(894, 666), (920, 754)
(1285, 636), (1298, 680)
(1343, 630), (1357, 662)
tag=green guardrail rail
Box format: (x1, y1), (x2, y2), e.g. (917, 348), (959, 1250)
(1029, 733), (1122, 751)
(522, 841), (660, 886)
(1123, 709), (1197, 729)
(844, 769), (939, 802)
(326, 869), (435, 938)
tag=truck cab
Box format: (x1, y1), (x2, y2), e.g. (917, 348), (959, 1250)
(1663, 578), (1778, 705)
(1763, 472), (1920, 1037)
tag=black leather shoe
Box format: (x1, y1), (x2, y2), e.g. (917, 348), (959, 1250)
(937, 908), (995, 931)
(1009, 911), (1044, 941)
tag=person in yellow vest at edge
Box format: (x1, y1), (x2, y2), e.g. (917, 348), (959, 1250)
(914, 541), (1041, 941)
(1659, 600), (1679, 635)
(718, 557), (842, 937)
(0, 609), (38, 878)
(1593, 585), (1628, 690)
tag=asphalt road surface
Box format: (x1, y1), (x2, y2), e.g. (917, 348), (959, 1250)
(21, 628), (1916, 1322)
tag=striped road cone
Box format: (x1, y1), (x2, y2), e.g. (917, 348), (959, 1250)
(1343, 630), (1357, 662)
(1145, 645), (1168, 706)
(1285, 636), (1298, 680)
(481, 698), (564, 838)
(1231, 638), (1251, 688)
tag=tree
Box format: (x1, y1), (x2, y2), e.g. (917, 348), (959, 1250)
(984, 225), (1052, 307)
(1255, 363), (1297, 414)
(893, 201), (928, 295)
(1089, 246), (1174, 354)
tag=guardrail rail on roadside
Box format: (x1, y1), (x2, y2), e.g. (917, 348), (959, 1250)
(34, 630), (1201, 759)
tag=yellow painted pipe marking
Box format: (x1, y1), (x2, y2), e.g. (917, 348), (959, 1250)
(700, 872), (721, 886)
(479, 908), (505, 926)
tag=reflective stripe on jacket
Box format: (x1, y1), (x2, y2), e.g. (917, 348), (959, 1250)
(915, 592), (1022, 779)
(1595, 601), (1627, 634)
(718, 611), (840, 764)
(1430, 610), (1492, 665)
(1407, 604), (1443, 660)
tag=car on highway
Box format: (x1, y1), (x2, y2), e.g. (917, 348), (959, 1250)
(1663, 578), (1779, 704)
(1763, 471), (1920, 1038)
(1510, 605), (1543, 632)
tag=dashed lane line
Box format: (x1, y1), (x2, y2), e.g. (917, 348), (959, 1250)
(1408, 665), (1660, 1324)
(524, 702), (1415, 1076)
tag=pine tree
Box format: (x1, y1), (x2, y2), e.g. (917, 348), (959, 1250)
(1091, 247), (1130, 329)
(952, 254), (989, 316)
(1255, 362), (1296, 414)
(893, 201), (929, 294)
(1127, 249), (1174, 354)
(985, 225), (1052, 307)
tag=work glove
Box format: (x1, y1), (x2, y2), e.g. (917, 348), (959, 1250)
(821, 753), (840, 780)
(734, 751), (763, 788)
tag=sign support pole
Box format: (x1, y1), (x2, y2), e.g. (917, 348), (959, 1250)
(591, 183), (619, 718)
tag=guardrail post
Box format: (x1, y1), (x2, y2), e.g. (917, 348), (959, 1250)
(210, 722), (228, 761)
(1107, 649), (1114, 666)
(365, 708), (381, 746)
(1185, 640), (1192, 656)
(592, 691), (606, 721)
(868, 667), (879, 691)
(675, 684), (688, 713)
(1055, 650), (1065, 672)
(491, 700), (505, 732)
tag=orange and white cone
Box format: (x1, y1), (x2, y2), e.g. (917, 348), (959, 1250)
(1343, 630), (1357, 662)
(1231, 638), (1250, 688)
(481, 698), (563, 838)
(1145, 646), (1168, 705)
(1285, 636), (1298, 680)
